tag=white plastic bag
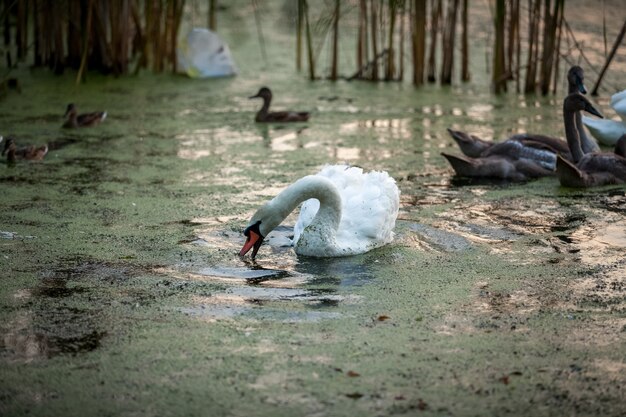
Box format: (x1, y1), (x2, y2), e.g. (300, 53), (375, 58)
(177, 28), (238, 78)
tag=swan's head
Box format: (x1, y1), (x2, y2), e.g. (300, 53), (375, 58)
(567, 66), (586, 94)
(239, 203), (283, 258)
(249, 87), (272, 101)
(564, 93), (603, 118)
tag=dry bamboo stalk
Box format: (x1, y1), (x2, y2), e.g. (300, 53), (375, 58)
(427, 0), (441, 82)
(297, 0), (304, 70)
(551, 0), (565, 94)
(76, 0), (94, 84)
(385, 1), (397, 81)
(412, 0), (426, 85)
(357, 0), (367, 74)
(304, 0), (315, 80)
(208, 0), (216, 31)
(398, 0), (406, 81)
(370, 0), (379, 80)
(493, 0), (506, 93)
(524, 0), (541, 93)
(440, 0), (459, 85)
(591, 19), (626, 96)
(330, 0), (339, 80)
(461, 0), (469, 81)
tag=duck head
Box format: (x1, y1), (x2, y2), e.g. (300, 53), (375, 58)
(446, 128), (491, 157)
(64, 103), (77, 118)
(564, 93), (603, 118)
(567, 66), (586, 95)
(249, 87), (272, 102)
(1, 136), (15, 156)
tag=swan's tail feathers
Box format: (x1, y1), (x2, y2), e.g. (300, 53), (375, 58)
(556, 155), (587, 187)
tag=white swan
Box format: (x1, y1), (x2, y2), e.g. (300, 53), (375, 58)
(582, 89), (626, 146)
(239, 165), (400, 258)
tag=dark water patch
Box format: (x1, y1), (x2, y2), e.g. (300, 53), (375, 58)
(461, 223), (521, 241)
(550, 213), (587, 233)
(17, 113), (68, 124)
(33, 276), (86, 299)
(449, 176), (521, 188)
(52, 258), (147, 283)
(49, 330), (106, 356)
(294, 256), (374, 287)
(408, 223), (473, 252)
(197, 266), (292, 284)
(47, 137), (80, 151)
(2, 305), (106, 360)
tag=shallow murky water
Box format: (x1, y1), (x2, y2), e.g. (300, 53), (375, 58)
(1, 1), (625, 416)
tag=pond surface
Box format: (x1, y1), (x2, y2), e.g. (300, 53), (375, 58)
(1, 2), (625, 416)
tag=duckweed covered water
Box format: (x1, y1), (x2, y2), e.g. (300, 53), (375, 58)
(1, 2), (626, 416)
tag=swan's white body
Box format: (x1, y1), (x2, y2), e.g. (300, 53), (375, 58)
(582, 116), (626, 146)
(241, 165), (400, 258)
(582, 89), (626, 146)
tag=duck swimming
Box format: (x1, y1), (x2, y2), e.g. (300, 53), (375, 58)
(62, 103), (107, 128)
(447, 65), (597, 162)
(2, 136), (48, 163)
(557, 94), (626, 187)
(249, 87), (310, 123)
(239, 165), (399, 258)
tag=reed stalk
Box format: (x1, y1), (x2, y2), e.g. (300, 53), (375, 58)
(440, 0), (458, 85)
(357, 0), (368, 73)
(304, 0), (316, 80)
(385, 0), (398, 81)
(493, 0), (506, 93)
(427, 0), (441, 82)
(412, 0), (426, 85)
(330, 0), (339, 80)
(461, 0), (469, 81)
(208, 0), (216, 31)
(370, 0), (379, 80)
(296, 0), (304, 70)
(524, 0), (541, 93)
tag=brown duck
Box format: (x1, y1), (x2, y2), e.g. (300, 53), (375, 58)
(447, 66), (596, 162)
(62, 103), (107, 128)
(2, 136), (48, 163)
(249, 87), (310, 123)
(556, 94), (626, 187)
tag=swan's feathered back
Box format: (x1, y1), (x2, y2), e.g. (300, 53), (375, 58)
(293, 165), (400, 255)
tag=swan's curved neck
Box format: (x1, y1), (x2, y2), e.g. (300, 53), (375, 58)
(564, 103), (584, 163)
(268, 175), (341, 235)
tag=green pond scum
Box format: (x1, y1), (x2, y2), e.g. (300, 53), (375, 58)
(1, 2), (625, 416)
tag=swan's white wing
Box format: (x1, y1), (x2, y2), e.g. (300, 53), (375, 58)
(294, 165), (399, 253)
(610, 89), (626, 109)
(612, 97), (626, 122)
(582, 115), (626, 146)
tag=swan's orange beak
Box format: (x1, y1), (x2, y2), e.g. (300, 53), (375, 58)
(239, 230), (261, 257)
(240, 220), (265, 258)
